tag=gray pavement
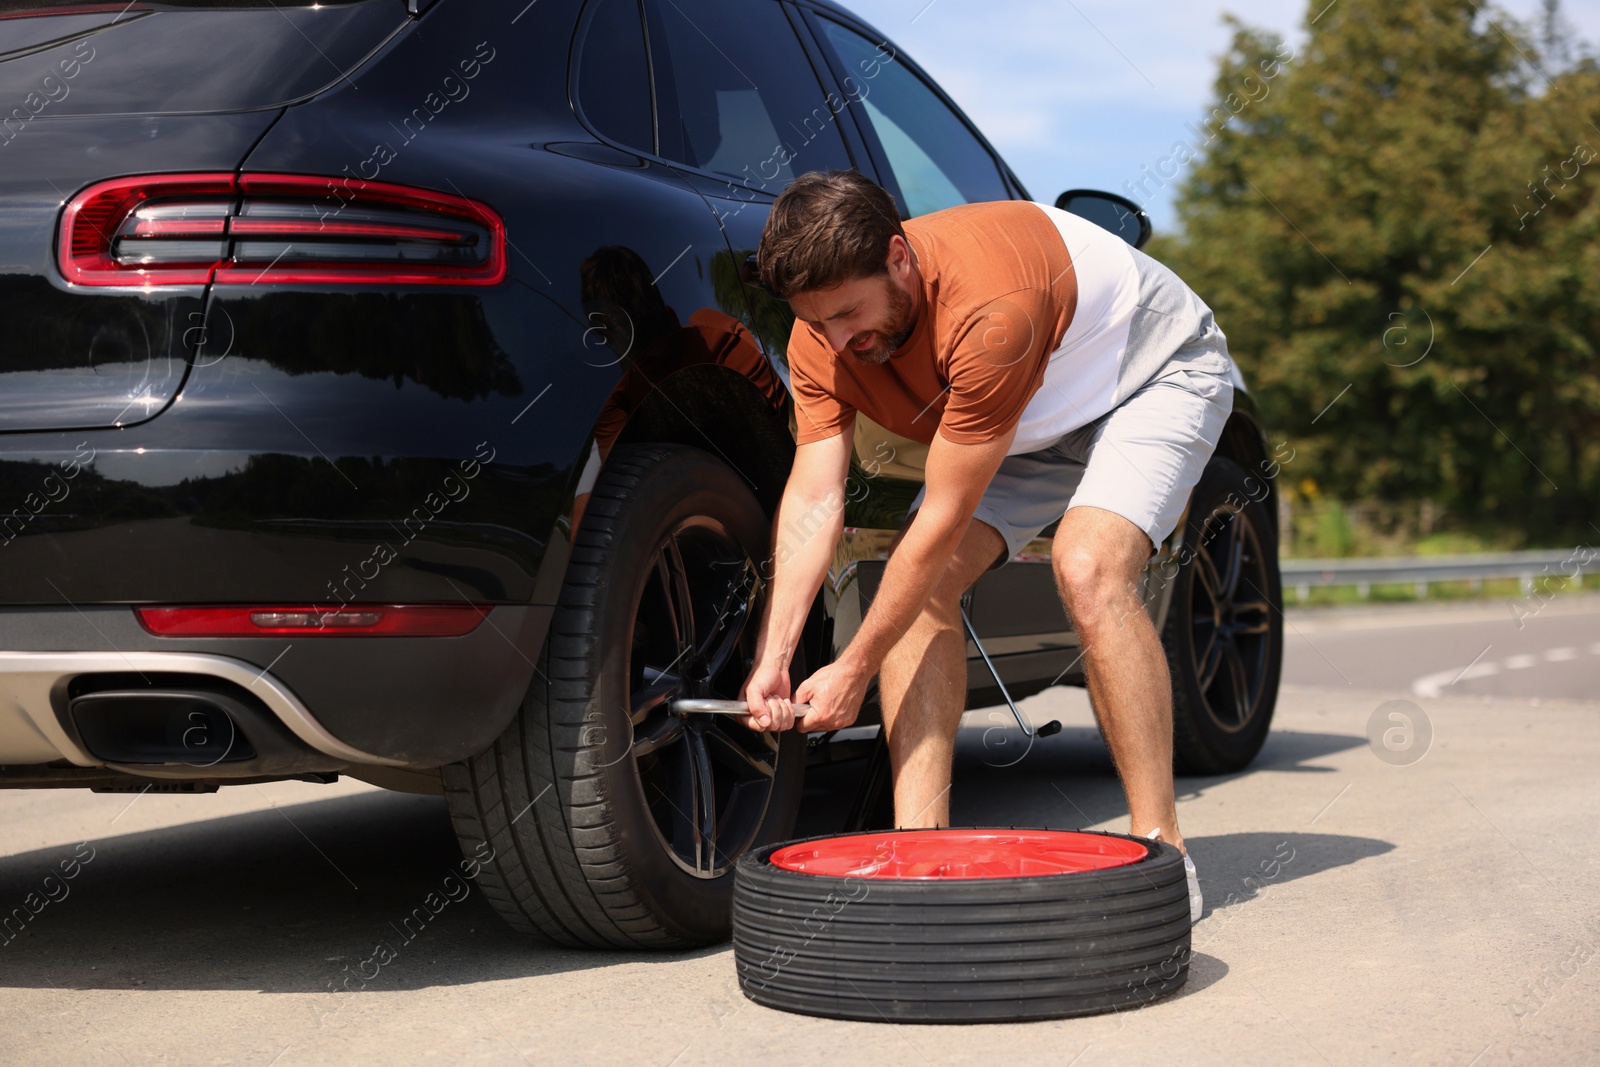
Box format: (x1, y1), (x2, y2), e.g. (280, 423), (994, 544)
(1282, 591), (1600, 701)
(2, 604), (1598, 1065)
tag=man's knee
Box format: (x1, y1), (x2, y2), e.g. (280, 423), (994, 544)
(1053, 520), (1145, 625)
(953, 518), (1005, 577)
(1056, 511), (1145, 620)
(893, 515), (1004, 610)
(921, 584), (963, 622)
(1054, 545), (1121, 616)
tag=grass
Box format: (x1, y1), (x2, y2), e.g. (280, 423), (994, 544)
(1283, 499), (1536, 559)
(1409, 530), (1506, 556)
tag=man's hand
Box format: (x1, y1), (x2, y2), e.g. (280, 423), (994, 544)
(741, 659), (794, 732)
(793, 658), (872, 732)
(737, 424), (854, 735)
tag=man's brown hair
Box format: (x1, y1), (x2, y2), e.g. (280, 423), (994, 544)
(757, 169), (904, 298)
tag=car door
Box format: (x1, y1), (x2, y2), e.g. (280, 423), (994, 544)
(797, 5), (1084, 702)
(633, 0), (923, 679)
(564, 0), (802, 521)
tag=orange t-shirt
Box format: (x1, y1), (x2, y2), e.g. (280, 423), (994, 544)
(786, 200), (1078, 447)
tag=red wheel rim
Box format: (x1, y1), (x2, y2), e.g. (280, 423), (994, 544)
(768, 830), (1148, 880)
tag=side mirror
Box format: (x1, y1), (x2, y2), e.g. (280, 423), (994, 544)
(1055, 189), (1152, 250)
(743, 252), (774, 295)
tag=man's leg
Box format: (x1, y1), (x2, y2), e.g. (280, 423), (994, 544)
(876, 517), (1006, 828)
(1052, 505), (1185, 852)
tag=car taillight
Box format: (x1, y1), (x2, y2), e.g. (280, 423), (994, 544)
(59, 173), (506, 287)
(134, 605), (490, 637)
(61, 173), (236, 286)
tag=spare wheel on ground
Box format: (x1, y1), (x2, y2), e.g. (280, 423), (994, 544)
(732, 828), (1192, 1023)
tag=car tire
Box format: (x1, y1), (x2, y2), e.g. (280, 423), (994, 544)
(732, 828), (1191, 1022)
(443, 444), (805, 948)
(1163, 456), (1283, 775)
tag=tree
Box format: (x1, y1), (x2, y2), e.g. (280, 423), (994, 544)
(1150, 0), (1599, 544)
(1537, 0), (1576, 71)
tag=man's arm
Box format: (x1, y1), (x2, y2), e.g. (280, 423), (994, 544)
(742, 418), (855, 729)
(793, 423), (1016, 731)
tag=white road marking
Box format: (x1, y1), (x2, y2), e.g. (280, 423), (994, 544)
(1411, 672), (1450, 698)
(1413, 661), (1499, 698)
(1411, 643), (1594, 697)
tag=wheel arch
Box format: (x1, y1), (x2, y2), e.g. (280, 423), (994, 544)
(1212, 396), (1276, 534)
(600, 365), (833, 678)
(611, 363), (796, 516)
(1146, 394), (1275, 634)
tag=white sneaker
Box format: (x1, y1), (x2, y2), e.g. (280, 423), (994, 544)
(1183, 851), (1202, 925)
(1146, 828), (1203, 925)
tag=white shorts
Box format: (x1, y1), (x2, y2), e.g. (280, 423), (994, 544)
(910, 335), (1235, 568)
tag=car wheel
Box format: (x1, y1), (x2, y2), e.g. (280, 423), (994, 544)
(1162, 456), (1283, 774)
(443, 444), (805, 948)
(733, 829), (1191, 1022)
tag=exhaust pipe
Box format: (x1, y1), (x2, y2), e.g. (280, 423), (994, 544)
(68, 684), (257, 766)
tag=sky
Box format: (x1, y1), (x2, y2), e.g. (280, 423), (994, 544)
(835, 0), (1600, 233)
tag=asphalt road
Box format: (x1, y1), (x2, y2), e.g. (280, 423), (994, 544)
(1282, 591), (1600, 701)
(2, 599), (1597, 1066)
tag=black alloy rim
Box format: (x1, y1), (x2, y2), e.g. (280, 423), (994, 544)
(1188, 502), (1274, 735)
(626, 517), (779, 878)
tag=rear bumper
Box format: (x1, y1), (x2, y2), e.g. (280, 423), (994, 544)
(0, 605), (550, 775)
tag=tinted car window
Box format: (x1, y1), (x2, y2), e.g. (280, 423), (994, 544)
(576, 0), (655, 151)
(0, 0), (408, 116)
(647, 0), (851, 187)
(817, 18), (1009, 216)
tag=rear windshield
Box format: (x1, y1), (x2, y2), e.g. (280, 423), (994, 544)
(0, 0), (410, 116)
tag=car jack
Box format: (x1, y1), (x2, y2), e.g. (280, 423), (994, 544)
(959, 594), (1061, 740)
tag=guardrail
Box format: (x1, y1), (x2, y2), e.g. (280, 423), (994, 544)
(1279, 549), (1598, 600)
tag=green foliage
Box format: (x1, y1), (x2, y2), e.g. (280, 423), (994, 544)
(1314, 500), (1356, 557)
(1152, 0), (1599, 544)
(1411, 528), (1500, 554)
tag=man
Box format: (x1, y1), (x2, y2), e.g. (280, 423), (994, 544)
(742, 170), (1230, 922)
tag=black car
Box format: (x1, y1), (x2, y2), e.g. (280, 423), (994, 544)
(0, 0), (1283, 949)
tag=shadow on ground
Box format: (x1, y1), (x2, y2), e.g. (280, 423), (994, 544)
(952, 719), (1367, 828)
(946, 721), (1391, 920)
(1182, 831), (1393, 919)
(0, 718), (1379, 995)
(0, 790), (638, 993)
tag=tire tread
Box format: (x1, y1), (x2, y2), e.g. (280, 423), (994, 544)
(445, 445), (795, 949)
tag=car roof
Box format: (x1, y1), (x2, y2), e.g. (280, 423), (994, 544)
(791, 0), (883, 36)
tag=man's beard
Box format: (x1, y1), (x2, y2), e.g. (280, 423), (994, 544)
(847, 278), (917, 366)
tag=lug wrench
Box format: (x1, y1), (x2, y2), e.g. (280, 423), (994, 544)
(672, 604), (1060, 739)
(669, 698), (809, 717)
